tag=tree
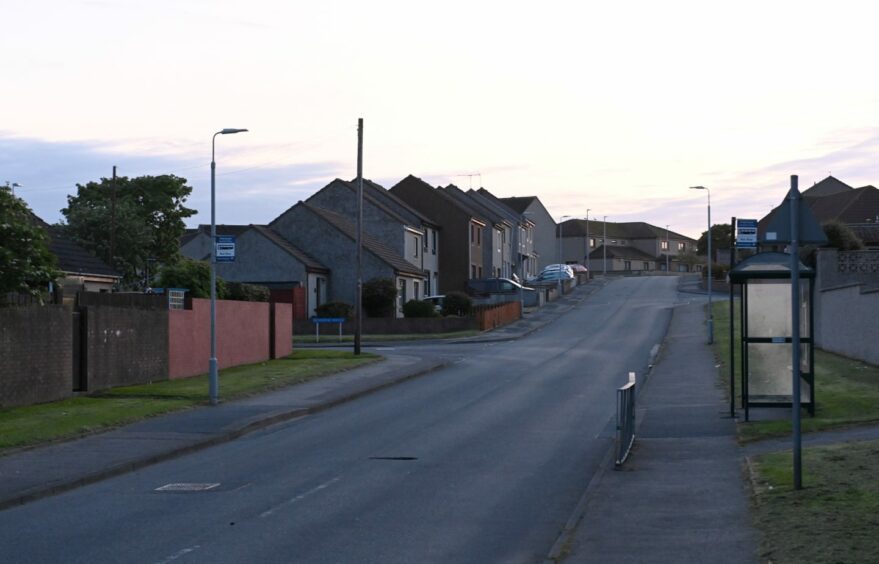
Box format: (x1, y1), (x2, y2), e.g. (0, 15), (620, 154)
(0, 187), (60, 302)
(362, 277), (397, 317)
(60, 174), (195, 288)
(442, 291), (472, 317)
(156, 258), (224, 299)
(696, 223), (733, 259)
(822, 220), (864, 250)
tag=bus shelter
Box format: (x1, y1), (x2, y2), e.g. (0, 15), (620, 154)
(728, 252), (816, 421)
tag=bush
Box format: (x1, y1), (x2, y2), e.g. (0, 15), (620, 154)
(315, 301), (352, 319)
(157, 258), (226, 299)
(225, 281), (269, 302)
(704, 263), (729, 280)
(823, 220), (864, 250)
(403, 299), (439, 318)
(442, 291), (472, 317)
(362, 277), (397, 317)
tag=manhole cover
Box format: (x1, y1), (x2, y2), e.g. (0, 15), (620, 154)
(155, 483), (220, 492)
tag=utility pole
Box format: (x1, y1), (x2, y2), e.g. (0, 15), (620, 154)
(354, 118), (364, 355)
(585, 210), (591, 278)
(665, 225), (670, 273)
(603, 216), (607, 276)
(109, 166), (117, 267)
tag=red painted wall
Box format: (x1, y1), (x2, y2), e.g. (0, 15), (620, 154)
(168, 299), (270, 379)
(272, 302), (293, 359)
(292, 287), (307, 320)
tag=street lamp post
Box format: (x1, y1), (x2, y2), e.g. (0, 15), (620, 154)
(558, 215), (571, 295)
(665, 224), (670, 273)
(603, 216), (607, 276)
(585, 209), (591, 279)
(690, 186), (713, 344)
(4, 181), (22, 197)
(210, 128), (248, 406)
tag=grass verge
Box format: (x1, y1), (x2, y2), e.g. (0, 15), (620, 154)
(711, 301), (879, 443)
(0, 350), (379, 453)
(750, 440), (879, 563)
(295, 329), (480, 344)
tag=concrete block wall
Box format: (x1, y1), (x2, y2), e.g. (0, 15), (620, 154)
(0, 305), (72, 407)
(816, 284), (879, 366)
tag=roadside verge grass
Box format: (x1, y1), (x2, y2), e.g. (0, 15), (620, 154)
(711, 300), (879, 443)
(0, 350), (379, 453)
(750, 440), (879, 563)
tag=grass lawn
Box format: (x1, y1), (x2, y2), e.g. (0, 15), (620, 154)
(0, 349), (379, 453)
(711, 301), (879, 443)
(750, 440), (879, 563)
(295, 329), (480, 344)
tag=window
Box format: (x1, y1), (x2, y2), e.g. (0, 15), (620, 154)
(414, 281), (419, 300)
(477, 228), (481, 245)
(423, 230), (428, 252)
(643, 262), (649, 270)
(661, 240), (669, 251)
(432, 230), (437, 255)
(678, 242), (686, 251)
(590, 237), (595, 248)
(477, 266), (483, 278)
(471, 264), (477, 278)
(399, 279), (406, 305)
(471, 225), (476, 243)
(624, 260), (632, 271)
(414, 235), (419, 258)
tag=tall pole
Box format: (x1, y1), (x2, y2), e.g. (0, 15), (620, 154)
(707, 189), (713, 344)
(585, 209), (591, 279)
(790, 175), (803, 490)
(603, 216), (607, 276)
(354, 118), (364, 355)
(109, 166), (116, 268)
(209, 128), (248, 406)
(665, 224), (670, 273)
(730, 216), (737, 419)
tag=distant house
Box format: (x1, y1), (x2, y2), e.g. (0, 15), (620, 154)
(759, 175), (879, 249)
(562, 220), (697, 273)
(32, 215), (121, 295)
(270, 201), (426, 317)
(390, 175), (487, 294)
(440, 184), (514, 279)
(500, 196), (556, 271)
(476, 188), (538, 280)
(180, 224), (329, 317)
(306, 178), (441, 296)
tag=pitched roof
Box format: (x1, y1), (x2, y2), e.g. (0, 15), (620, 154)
(358, 178), (438, 227)
(560, 220), (695, 242)
(500, 196), (539, 214)
(302, 203), (424, 277)
(30, 215), (120, 279)
(588, 244), (658, 262)
(441, 184), (508, 227)
(193, 224), (251, 237)
(475, 188), (531, 224)
(391, 175), (488, 225)
(760, 184), (879, 230)
(250, 225), (328, 272)
(802, 175), (853, 198)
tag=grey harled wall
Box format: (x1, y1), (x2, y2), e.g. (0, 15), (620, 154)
(0, 305), (72, 407)
(216, 229), (308, 284)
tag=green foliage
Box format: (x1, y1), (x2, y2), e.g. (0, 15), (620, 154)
(315, 301), (352, 319)
(156, 258), (224, 299)
(60, 174), (195, 288)
(362, 277), (397, 317)
(225, 281), (269, 302)
(0, 187), (60, 302)
(696, 223), (733, 258)
(822, 220), (864, 250)
(402, 299), (439, 318)
(442, 291), (472, 316)
(704, 263), (729, 280)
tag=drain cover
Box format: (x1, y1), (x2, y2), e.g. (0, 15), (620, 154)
(155, 483), (220, 492)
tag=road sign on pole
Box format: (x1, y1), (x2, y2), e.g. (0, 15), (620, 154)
(736, 219), (758, 248)
(215, 235), (236, 262)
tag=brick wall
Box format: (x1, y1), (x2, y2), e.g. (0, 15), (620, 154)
(0, 305), (72, 407)
(293, 316), (477, 336)
(83, 305), (169, 390)
(168, 298), (271, 379)
(272, 302), (293, 359)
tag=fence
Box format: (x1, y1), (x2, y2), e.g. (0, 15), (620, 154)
(615, 373), (637, 467)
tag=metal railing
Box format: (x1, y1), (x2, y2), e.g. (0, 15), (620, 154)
(615, 372), (637, 467)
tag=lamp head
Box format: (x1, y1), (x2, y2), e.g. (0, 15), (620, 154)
(220, 128), (248, 135)
(690, 185), (706, 191)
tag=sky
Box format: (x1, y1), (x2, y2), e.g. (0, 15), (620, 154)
(4, 0), (879, 239)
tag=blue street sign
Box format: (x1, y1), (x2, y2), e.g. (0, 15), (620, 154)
(216, 235), (236, 262)
(736, 219), (758, 248)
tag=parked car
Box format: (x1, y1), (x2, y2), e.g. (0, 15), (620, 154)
(568, 263), (588, 274)
(539, 264), (575, 277)
(466, 277), (534, 297)
(423, 294), (445, 312)
(528, 269), (574, 283)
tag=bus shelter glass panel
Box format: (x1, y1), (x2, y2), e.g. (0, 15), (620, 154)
(746, 281), (810, 339)
(746, 343), (811, 403)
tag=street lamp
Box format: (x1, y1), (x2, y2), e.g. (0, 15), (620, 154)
(210, 128), (248, 406)
(585, 209), (591, 279)
(603, 216), (607, 276)
(690, 186), (713, 344)
(558, 215), (571, 295)
(665, 224), (670, 273)
(4, 181), (22, 197)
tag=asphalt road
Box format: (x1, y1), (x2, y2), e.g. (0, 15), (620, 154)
(0, 276), (679, 564)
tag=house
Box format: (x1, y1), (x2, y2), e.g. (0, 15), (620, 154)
(500, 196), (556, 271)
(476, 188), (538, 280)
(306, 178), (441, 296)
(270, 201), (426, 317)
(562, 219), (697, 273)
(440, 184), (514, 279)
(180, 224), (329, 317)
(390, 175), (487, 294)
(759, 176), (879, 249)
(32, 215), (121, 295)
